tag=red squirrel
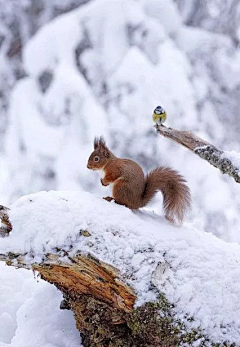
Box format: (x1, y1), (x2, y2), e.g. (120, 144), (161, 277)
(87, 137), (191, 225)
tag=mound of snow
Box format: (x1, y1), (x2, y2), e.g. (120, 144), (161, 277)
(0, 263), (80, 347)
(1, 190), (240, 344)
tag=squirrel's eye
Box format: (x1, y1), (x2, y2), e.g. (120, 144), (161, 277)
(94, 156), (100, 162)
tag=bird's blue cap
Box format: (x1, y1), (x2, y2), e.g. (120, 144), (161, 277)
(154, 106), (165, 115)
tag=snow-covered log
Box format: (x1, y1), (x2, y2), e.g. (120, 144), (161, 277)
(1, 191), (240, 346)
(156, 124), (240, 183)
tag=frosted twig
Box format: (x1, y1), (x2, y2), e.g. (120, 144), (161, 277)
(156, 124), (240, 183)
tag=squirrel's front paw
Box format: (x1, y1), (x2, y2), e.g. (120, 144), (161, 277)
(103, 196), (114, 202)
(101, 178), (109, 186)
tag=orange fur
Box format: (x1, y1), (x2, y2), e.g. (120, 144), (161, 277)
(87, 137), (191, 225)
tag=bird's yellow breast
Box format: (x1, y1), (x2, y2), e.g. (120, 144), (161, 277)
(152, 112), (167, 124)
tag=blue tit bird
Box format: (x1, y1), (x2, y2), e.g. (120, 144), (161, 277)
(152, 105), (167, 125)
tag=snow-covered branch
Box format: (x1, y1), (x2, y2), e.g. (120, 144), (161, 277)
(156, 124), (240, 183)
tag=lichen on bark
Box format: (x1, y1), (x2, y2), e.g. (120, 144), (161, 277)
(194, 145), (240, 183)
(156, 124), (240, 184)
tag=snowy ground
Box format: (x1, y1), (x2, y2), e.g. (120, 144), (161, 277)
(1, 190), (240, 345)
(0, 262), (81, 347)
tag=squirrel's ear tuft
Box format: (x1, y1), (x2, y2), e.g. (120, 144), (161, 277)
(94, 137), (99, 150)
(99, 136), (106, 148)
(94, 136), (106, 150)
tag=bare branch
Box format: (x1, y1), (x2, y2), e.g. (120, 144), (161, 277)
(156, 124), (240, 183)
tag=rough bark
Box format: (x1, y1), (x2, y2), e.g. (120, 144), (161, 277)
(0, 250), (214, 347)
(0, 251), (136, 345)
(156, 124), (240, 183)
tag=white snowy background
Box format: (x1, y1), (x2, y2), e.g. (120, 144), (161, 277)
(1, 0), (240, 346)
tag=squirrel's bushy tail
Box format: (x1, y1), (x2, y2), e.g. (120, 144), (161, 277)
(142, 167), (191, 225)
